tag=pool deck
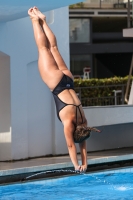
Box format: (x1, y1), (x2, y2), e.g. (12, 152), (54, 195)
(0, 147), (133, 178)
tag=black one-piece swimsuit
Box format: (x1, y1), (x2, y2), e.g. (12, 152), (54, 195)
(52, 74), (84, 124)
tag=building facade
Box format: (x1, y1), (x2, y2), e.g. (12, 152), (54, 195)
(69, 0), (133, 78)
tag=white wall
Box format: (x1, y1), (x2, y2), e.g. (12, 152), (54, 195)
(0, 52), (11, 160)
(84, 105), (133, 152)
(84, 105), (133, 127)
(0, 7), (69, 161)
(87, 123), (133, 152)
(27, 61), (53, 157)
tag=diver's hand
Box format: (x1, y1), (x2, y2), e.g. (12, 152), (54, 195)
(75, 165), (81, 172)
(79, 165), (87, 173)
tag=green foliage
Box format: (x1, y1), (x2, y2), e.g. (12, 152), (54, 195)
(76, 2), (84, 8)
(74, 76), (133, 106)
(74, 76), (132, 87)
(69, 2), (84, 9)
(69, 4), (75, 9)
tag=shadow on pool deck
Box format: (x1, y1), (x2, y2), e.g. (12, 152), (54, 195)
(0, 147), (133, 184)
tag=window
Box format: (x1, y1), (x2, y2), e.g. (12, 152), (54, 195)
(70, 55), (91, 76)
(69, 19), (90, 43)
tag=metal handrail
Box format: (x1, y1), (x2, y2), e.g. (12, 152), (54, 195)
(75, 84), (126, 106)
(125, 54), (133, 103)
(85, 0), (124, 4)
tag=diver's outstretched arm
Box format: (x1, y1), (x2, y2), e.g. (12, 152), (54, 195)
(64, 123), (81, 170)
(79, 141), (87, 172)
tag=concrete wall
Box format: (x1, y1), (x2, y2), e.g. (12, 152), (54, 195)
(84, 105), (133, 152)
(87, 123), (133, 152)
(0, 52), (11, 160)
(0, 7), (69, 161)
(84, 105), (133, 127)
(27, 61), (53, 157)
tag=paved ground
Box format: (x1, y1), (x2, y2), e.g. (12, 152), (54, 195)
(0, 147), (133, 177)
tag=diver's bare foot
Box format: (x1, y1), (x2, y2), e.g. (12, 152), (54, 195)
(33, 7), (46, 22)
(28, 8), (39, 21)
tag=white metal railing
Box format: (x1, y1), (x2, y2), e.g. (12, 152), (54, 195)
(102, 0), (124, 3)
(84, 0), (126, 4)
(75, 84), (125, 107)
(83, 0), (127, 8)
(123, 0), (132, 2)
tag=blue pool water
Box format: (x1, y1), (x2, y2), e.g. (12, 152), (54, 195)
(1, 167), (133, 200)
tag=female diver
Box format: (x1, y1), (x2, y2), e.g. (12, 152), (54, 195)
(28, 7), (99, 172)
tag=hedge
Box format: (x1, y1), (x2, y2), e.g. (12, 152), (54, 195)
(74, 76), (133, 106)
(69, 3), (84, 9)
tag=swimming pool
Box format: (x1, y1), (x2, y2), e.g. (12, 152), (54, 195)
(0, 167), (133, 200)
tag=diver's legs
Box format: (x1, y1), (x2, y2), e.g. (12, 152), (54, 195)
(33, 7), (73, 79)
(28, 8), (63, 90)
